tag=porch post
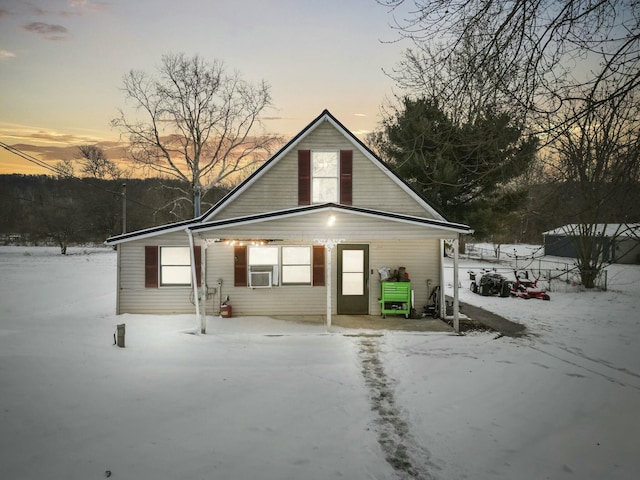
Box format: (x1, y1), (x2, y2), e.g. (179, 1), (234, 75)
(439, 239), (446, 319)
(315, 238), (344, 333)
(186, 229), (203, 334)
(326, 244), (332, 332)
(201, 241), (207, 330)
(452, 238), (460, 334)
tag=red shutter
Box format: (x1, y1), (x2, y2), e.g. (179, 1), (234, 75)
(234, 245), (247, 287)
(313, 245), (325, 286)
(298, 150), (311, 205)
(340, 150), (353, 205)
(145, 245), (158, 288)
(194, 246), (202, 287)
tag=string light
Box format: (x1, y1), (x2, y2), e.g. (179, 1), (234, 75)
(223, 239), (268, 246)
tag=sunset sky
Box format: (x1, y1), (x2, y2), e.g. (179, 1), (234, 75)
(0, 0), (407, 175)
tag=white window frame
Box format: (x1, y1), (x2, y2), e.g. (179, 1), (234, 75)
(246, 245), (313, 287)
(311, 150), (338, 204)
(248, 245), (279, 288)
(159, 246), (192, 287)
(281, 246), (312, 285)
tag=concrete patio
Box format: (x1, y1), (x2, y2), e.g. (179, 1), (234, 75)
(269, 314), (454, 332)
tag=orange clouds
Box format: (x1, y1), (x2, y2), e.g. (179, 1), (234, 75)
(0, 138), (131, 176)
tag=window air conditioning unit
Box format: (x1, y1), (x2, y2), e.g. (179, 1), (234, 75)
(249, 270), (272, 288)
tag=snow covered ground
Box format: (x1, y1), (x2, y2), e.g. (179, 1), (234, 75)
(1, 245), (639, 479)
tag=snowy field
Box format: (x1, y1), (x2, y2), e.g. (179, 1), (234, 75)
(1, 245), (639, 479)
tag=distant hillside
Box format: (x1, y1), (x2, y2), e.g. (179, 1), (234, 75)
(0, 174), (228, 246)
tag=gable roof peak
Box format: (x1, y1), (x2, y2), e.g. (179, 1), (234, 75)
(311, 108), (335, 125)
(197, 109), (448, 222)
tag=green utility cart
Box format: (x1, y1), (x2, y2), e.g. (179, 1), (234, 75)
(379, 282), (411, 318)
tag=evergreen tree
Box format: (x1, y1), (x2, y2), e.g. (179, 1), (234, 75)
(373, 97), (538, 238)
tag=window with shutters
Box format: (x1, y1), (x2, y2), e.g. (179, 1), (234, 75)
(234, 245), (325, 287)
(299, 150), (352, 205)
(145, 245), (201, 288)
(311, 151), (338, 203)
(160, 246), (192, 286)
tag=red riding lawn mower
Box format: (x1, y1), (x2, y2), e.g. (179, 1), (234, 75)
(509, 270), (551, 300)
(470, 269), (550, 300)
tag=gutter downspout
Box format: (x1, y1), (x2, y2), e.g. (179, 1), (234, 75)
(201, 242), (207, 328)
(453, 238), (460, 334)
(186, 229), (203, 334)
(439, 239), (446, 320)
(115, 243), (121, 315)
(326, 245), (332, 332)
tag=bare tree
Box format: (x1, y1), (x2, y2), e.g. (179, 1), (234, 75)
(380, 0), (640, 136)
(388, 18), (524, 126)
(54, 159), (75, 179)
(77, 145), (121, 180)
(34, 182), (87, 255)
(111, 53), (281, 218)
(546, 89), (640, 287)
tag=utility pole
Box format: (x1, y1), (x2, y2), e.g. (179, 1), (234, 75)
(194, 184), (202, 218)
(121, 183), (127, 234)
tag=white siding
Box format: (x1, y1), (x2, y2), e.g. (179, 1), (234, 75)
(368, 239), (441, 315)
(211, 122), (433, 221)
(117, 232), (199, 314)
(116, 230), (443, 317)
(204, 238), (441, 317)
(196, 209), (455, 241)
(205, 241), (327, 316)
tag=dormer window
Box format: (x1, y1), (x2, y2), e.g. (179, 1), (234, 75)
(298, 150), (352, 206)
(312, 151), (338, 203)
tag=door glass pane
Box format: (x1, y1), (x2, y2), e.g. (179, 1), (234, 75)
(342, 250), (363, 272)
(342, 272), (363, 295)
(342, 250), (364, 295)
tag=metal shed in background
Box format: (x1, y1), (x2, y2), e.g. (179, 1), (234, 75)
(543, 224), (640, 264)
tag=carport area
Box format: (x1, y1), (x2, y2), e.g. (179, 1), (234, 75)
(207, 306), (524, 336)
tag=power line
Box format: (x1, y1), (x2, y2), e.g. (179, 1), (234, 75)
(0, 141), (158, 212)
(0, 141), (65, 175)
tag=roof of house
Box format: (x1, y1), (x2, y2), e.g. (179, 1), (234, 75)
(543, 223), (640, 238)
(105, 109), (470, 245)
(105, 203), (471, 245)
(190, 203), (471, 234)
(200, 109), (447, 222)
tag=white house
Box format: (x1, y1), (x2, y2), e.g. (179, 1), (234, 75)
(105, 110), (472, 330)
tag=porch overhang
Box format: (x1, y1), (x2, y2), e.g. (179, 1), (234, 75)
(188, 203), (472, 241)
(185, 204), (470, 334)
